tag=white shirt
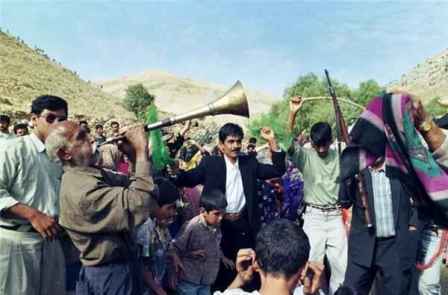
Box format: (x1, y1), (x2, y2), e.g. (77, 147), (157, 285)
(213, 285), (304, 295)
(224, 156), (246, 213)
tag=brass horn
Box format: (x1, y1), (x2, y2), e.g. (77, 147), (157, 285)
(100, 81), (249, 145)
(144, 80), (249, 131)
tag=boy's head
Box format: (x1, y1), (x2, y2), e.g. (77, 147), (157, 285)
(153, 178), (180, 224)
(95, 124), (104, 136)
(255, 219), (310, 287)
(110, 121), (120, 133)
(310, 122), (332, 158)
(79, 120), (89, 128)
(200, 190), (227, 226)
(14, 123), (29, 136)
(218, 123), (244, 161)
(0, 115), (11, 133)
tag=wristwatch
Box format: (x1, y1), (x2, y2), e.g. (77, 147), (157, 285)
(419, 119), (434, 133)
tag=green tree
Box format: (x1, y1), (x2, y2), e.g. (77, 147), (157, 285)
(425, 97), (447, 117)
(352, 80), (384, 106)
(124, 84), (155, 120)
(248, 73), (365, 149)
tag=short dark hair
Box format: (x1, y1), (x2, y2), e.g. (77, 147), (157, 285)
(154, 177), (180, 206)
(0, 115), (10, 124)
(310, 122), (332, 146)
(95, 124), (103, 129)
(200, 190), (227, 212)
(219, 123), (244, 142)
(79, 120), (88, 126)
(13, 123), (28, 133)
(110, 121), (119, 127)
(31, 95), (68, 115)
(255, 219), (310, 279)
(249, 137), (257, 145)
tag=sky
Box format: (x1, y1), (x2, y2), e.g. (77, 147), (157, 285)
(1, 1), (447, 97)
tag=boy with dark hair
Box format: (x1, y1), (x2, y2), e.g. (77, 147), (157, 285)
(217, 219), (323, 295)
(0, 114), (14, 142)
(94, 123), (106, 145)
(0, 115), (11, 132)
(13, 123), (29, 137)
(110, 121), (120, 138)
(135, 177), (181, 295)
(172, 190), (234, 295)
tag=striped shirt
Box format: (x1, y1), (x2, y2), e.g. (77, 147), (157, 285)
(371, 168), (396, 238)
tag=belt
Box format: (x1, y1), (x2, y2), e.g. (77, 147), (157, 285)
(224, 212), (242, 222)
(0, 224), (37, 233)
(306, 203), (341, 212)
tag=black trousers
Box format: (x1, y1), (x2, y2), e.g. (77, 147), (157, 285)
(344, 237), (407, 295)
(212, 217), (255, 291)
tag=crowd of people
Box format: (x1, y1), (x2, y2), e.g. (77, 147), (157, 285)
(0, 92), (448, 295)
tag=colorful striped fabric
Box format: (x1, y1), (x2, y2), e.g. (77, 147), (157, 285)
(340, 92), (448, 227)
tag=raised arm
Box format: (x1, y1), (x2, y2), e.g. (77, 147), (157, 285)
(288, 96), (304, 134)
(257, 127), (286, 178)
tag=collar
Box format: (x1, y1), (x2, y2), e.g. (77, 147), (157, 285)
(224, 155), (239, 169)
(199, 214), (218, 232)
(63, 165), (103, 177)
(29, 133), (46, 153)
(369, 161), (386, 173)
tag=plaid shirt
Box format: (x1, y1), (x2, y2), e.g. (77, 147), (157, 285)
(171, 215), (223, 285)
(370, 168), (396, 238)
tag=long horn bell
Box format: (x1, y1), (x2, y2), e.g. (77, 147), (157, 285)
(145, 80), (250, 131)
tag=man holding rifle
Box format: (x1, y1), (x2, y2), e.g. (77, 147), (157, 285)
(287, 96), (347, 295)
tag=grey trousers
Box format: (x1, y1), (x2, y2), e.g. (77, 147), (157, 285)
(76, 259), (144, 295)
(0, 227), (66, 295)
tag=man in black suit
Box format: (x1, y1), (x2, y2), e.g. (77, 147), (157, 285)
(174, 123), (286, 290)
(340, 158), (419, 295)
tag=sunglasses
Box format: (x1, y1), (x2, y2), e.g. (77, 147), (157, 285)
(41, 113), (67, 124)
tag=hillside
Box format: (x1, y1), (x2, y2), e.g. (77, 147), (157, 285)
(97, 70), (279, 125)
(390, 48), (448, 105)
(0, 30), (134, 121)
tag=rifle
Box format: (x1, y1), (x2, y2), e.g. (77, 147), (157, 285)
(324, 69), (373, 228)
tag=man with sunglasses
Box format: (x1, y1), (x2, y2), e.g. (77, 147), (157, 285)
(0, 95), (68, 295)
(287, 96), (347, 295)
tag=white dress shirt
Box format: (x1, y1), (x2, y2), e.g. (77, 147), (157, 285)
(224, 156), (246, 213)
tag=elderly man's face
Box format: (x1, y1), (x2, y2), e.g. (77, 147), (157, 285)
(48, 121), (94, 166)
(70, 127), (95, 167)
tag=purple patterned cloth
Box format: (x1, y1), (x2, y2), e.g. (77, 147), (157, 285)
(258, 162), (304, 225)
(340, 92), (448, 227)
(281, 162), (304, 220)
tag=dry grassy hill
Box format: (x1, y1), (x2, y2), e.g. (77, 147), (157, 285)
(390, 48), (448, 105)
(97, 70), (279, 125)
(0, 30), (134, 121)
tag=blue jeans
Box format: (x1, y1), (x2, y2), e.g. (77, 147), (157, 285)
(418, 228), (442, 295)
(177, 280), (211, 295)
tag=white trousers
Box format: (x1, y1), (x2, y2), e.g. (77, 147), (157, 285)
(0, 227), (66, 295)
(302, 206), (348, 295)
(418, 228), (442, 295)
